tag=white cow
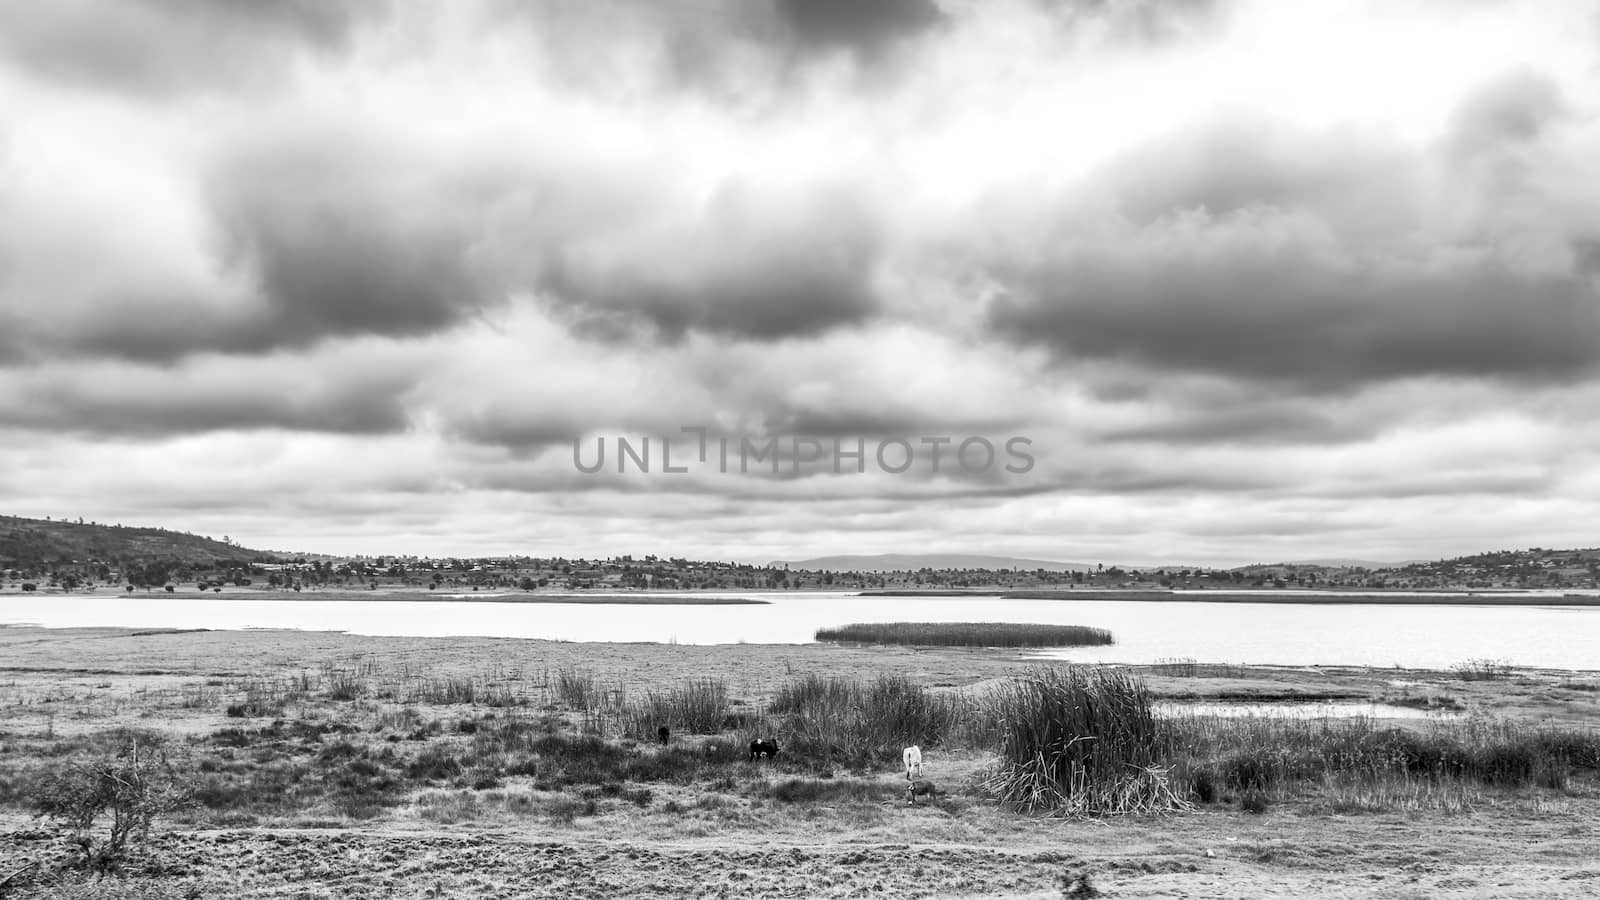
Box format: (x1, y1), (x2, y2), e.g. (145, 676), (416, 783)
(902, 745), (923, 780)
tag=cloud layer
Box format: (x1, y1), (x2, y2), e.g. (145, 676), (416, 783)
(3, 0), (1598, 563)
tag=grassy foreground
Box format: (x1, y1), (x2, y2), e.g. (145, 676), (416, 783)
(814, 621), (1114, 647)
(1, 626), (1599, 898)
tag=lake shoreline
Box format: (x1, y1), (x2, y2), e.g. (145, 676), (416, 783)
(11, 589), (769, 606)
(862, 588), (1600, 606)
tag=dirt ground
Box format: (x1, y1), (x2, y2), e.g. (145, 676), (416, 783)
(2, 625), (1597, 899)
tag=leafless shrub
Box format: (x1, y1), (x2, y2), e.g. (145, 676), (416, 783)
(31, 735), (191, 871)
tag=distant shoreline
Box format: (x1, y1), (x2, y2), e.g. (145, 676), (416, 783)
(859, 588), (1600, 606)
(23, 589), (769, 606)
(14, 585), (1600, 607)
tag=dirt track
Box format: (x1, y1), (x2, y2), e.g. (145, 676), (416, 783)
(6, 805), (1600, 900)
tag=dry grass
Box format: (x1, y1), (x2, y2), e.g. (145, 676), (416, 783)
(3, 628), (1600, 898)
(1166, 713), (1600, 807)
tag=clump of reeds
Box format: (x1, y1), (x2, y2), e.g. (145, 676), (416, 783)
(412, 677), (478, 705)
(1150, 658), (1198, 677)
(621, 678), (730, 737)
(768, 673), (972, 768)
(1452, 658), (1513, 681)
(1146, 659), (1251, 679)
(769, 673), (855, 715)
(553, 666), (599, 710)
(814, 622), (1113, 648)
(981, 666), (1188, 815)
(322, 667), (366, 701)
(480, 684), (523, 707)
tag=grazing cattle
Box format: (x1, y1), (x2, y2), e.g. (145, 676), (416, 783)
(902, 745), (923, 780)
(657, 725), (670, 745)
(749, 738), (780, 761)
(905, 779), (938, 805)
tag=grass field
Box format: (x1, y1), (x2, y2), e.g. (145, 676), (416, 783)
(2, 626), (1599, 898)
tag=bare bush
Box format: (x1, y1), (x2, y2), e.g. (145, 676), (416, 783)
(32, 736), (191, 871)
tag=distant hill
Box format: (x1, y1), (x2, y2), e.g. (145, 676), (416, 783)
(1242, 558), (1418, 570)
(773, 553), (1093, 573)
(0, 515), (277, 569)
(1277, 558), (1397, 569)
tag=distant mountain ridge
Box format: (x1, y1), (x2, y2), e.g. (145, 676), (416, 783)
(772, 553), (1093, 572)
(0, 514), (276, 568)
(1243, 558), (1421, 570)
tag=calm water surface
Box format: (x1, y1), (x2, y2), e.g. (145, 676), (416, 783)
(1154, 701), (1457, 719)
(3, 591), (1596, 670)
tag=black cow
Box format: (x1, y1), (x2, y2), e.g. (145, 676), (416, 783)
(749, 738), (780, 761)
(657, 725), (670, 746)
(905, 779), (938, 805)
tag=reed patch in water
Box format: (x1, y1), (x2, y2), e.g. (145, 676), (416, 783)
(814, 622), (1113, 648)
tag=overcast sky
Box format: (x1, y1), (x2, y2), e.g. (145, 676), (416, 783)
(3, 0), (1599, 566)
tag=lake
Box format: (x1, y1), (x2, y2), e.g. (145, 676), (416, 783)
(1153, 701), (1457, 720)
(3, 591), (1597, 670)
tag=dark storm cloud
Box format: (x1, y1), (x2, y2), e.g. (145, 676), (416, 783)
(540, 186), (885, 342)
(209, 139), (492, 350)
(988, 253), (1600, 388)
(774, 0), (945, 56)
(205, 125), (891, 353)
(1103, 403), (1379, 446)
(447, 416), (597, 458)
(545, 254), (877, 342)
(0, 0), (387, 94)
(2, 124), (887, 365)
(983, 97), (1600, 389)
(60, 295), (258, 365)
(219, 197), (481, 347)
(493, 0), (946, 101)
(0, 364), (413, 438)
